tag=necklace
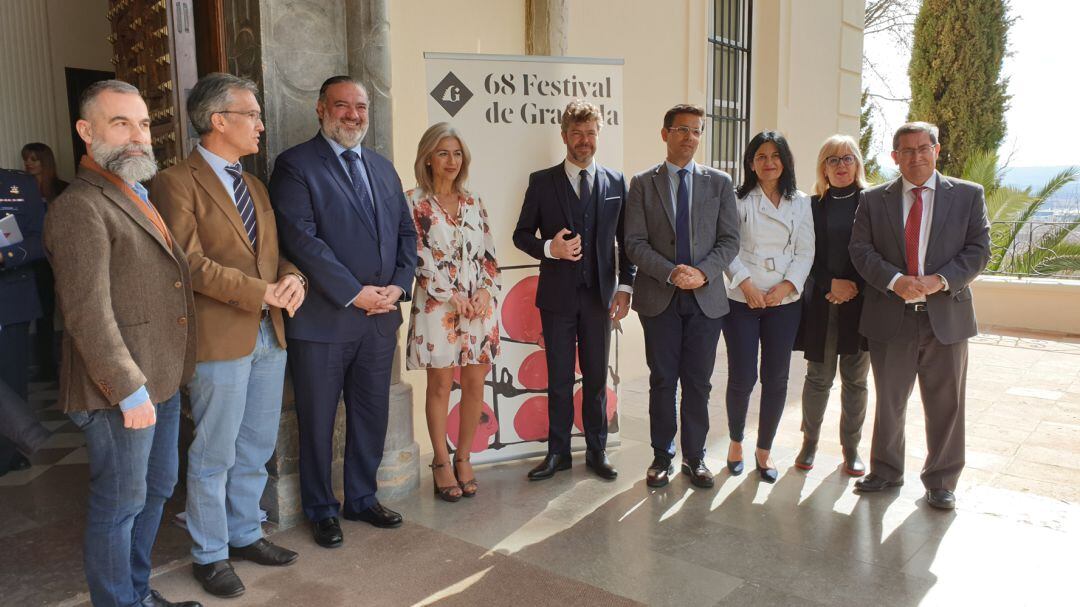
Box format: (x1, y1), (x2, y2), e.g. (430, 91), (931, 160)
(829, 189), (857, 199)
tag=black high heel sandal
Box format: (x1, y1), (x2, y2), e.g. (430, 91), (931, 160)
(454, 457), (478, 498)
(430, 461), (462, 502)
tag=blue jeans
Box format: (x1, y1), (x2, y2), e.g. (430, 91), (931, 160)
(69, 392), (181, 607)
(186, 318), (286, 564)
(723, 299), (802, 450)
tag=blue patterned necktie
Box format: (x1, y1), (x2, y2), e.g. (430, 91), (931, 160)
(675, 168), (691, 265)
(224, 163), (257, 248)
(340, 150), (378, 230)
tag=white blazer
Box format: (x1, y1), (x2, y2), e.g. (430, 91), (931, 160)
(724, 186), (815, 305)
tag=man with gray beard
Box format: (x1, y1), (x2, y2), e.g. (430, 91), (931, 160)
(270, 75), (416, 548)
(44, 80), (201, 607)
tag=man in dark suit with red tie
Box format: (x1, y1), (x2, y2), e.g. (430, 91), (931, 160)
(270, 76), (417, 547)
(848, 121), (991, 510)
(513, 100), (635, 481)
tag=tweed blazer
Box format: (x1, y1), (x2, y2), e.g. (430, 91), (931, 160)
(44, 166), (196, 412)
(623, 161), (741, 319)
(151, 150), (302, 361)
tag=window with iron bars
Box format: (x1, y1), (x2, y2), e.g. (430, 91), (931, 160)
(709, 0), (752, 185)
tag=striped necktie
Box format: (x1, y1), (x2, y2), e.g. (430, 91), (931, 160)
(225, 163), (257, 248)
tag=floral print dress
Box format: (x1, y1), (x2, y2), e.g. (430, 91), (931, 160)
(406, 188), (501, 369)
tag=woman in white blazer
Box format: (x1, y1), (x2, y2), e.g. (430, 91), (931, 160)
(723, 131), (815, 483)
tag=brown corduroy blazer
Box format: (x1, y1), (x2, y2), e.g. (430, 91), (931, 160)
(44, 167), (196, 412)
(150, 149), (302, 362)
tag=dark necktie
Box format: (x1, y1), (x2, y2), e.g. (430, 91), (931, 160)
(340, 150), (377, 230)
(676, 168), (691, 265)
(578, 168), (590, 203)
(905, 186), (925, 275)
(224, 163), (257, 248)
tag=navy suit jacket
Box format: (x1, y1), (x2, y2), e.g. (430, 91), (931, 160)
(269, 134), (417, 342)
(512, 163), (635, 313)
(0, 169), (45, 326)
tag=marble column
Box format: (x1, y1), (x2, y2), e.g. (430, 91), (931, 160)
(216, 0), (417, 529)
(526, 0), (569, 56)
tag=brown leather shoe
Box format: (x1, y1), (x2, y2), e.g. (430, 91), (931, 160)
(681, 458), (715, 488)
(646, 456), (674, 488)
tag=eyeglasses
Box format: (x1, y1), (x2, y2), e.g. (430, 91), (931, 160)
(667, 126), (703, 137)
(896, 144), (935, 159)
(215, 110), (263, 122)
(825, 155), (857, 168)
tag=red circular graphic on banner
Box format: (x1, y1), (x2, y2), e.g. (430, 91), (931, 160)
(514, 395), (550, 441)
(517, 350), (548, 390)
(447, 400), (499, 453)
(502, 276), (544, 346)
(572, 387), (619, 432)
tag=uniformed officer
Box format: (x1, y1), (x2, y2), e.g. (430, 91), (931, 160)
(0, 167), (45, 475)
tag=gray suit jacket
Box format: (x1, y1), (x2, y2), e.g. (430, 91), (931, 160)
(624, 162), (741, 318)
(849, 172), (990, 345)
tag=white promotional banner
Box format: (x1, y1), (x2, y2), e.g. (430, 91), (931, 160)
(423, 52), (624, 464)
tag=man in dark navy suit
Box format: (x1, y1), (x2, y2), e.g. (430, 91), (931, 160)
(270, 76), (417, 548)
(0, 168), (45, 475)
(513, 100), (636, 481)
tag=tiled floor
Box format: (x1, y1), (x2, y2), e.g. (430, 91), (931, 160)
(4, 328), (1078, 606)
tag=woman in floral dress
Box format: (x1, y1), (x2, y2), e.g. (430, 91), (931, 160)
(406, 122), (500, 501)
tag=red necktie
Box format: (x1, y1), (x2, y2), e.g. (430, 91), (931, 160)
(905, 186), (925, 275)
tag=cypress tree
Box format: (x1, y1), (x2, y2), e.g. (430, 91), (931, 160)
(859, 89), (883, 182)
(907, 0), (1010, 175)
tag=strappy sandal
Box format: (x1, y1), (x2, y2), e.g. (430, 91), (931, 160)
(430, 460), (462, 502)
(454, 457), (478, 498)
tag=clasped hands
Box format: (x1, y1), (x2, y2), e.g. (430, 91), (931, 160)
(893, 274), (945, 301)
(671, 264), (707, 291)
(263, 274), (306, 317)
(824, 278), (859, 305)
(448, 288), (493, 320)
(550, 228), (582, 261)
(739, 278), (795, 309)
(353, 285), (404, 315)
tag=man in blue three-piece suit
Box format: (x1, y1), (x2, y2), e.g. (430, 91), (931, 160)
(269, 76), (417, 548)
(0, 168), (45, 476)
(513, 100), (636, 481)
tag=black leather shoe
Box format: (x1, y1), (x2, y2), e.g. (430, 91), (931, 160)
(527, 453), (572, 480)
(192, 560), (244, 598)
(854, 473), (903, 493)
(843, 450), (866, 477)
(755, 461), (778, 484)
(141, 589), (203, 607)
(682, 458), (715, 488)
(926, 489), (956, 510)
(343, 502), (403, 528)
(585, 450), (618, 480)
(646, 456), (674, 488)
(312, 516), (343, 548)
(795, 440), (817, 471)
(230, 538), (298, 566)
(726, 459), (744, 476)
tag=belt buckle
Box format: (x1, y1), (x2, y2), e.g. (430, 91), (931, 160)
(911, 303), (926, 312)
(764, 257), (776, 272)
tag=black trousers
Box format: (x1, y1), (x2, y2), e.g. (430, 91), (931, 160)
(0, 322), (32, 468)
(640, 291), (724, 460)
(539, 284), (611, 456)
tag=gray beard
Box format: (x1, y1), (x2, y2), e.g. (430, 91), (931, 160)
(322, 121), (367, 149)
(90, 140), (158, 184)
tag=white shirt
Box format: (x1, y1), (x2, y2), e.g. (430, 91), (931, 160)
(886, 175), (949, 303)
(543, 158), (631, 294)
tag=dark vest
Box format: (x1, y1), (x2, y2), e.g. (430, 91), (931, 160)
(570, 175), (600, 288)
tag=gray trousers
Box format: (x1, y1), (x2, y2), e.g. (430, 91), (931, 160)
(800, 305), (870, 451)
(868, 309), (967, 491)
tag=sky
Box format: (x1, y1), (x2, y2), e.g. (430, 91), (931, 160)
(862, 1), (1080, 170)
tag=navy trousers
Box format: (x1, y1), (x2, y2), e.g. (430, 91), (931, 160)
(539, 284), (611, 456)
(288, 329), (397, 522)
(640, 291), (724, 461)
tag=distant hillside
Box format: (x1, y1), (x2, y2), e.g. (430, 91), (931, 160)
(1002, 166), (1078, 191)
